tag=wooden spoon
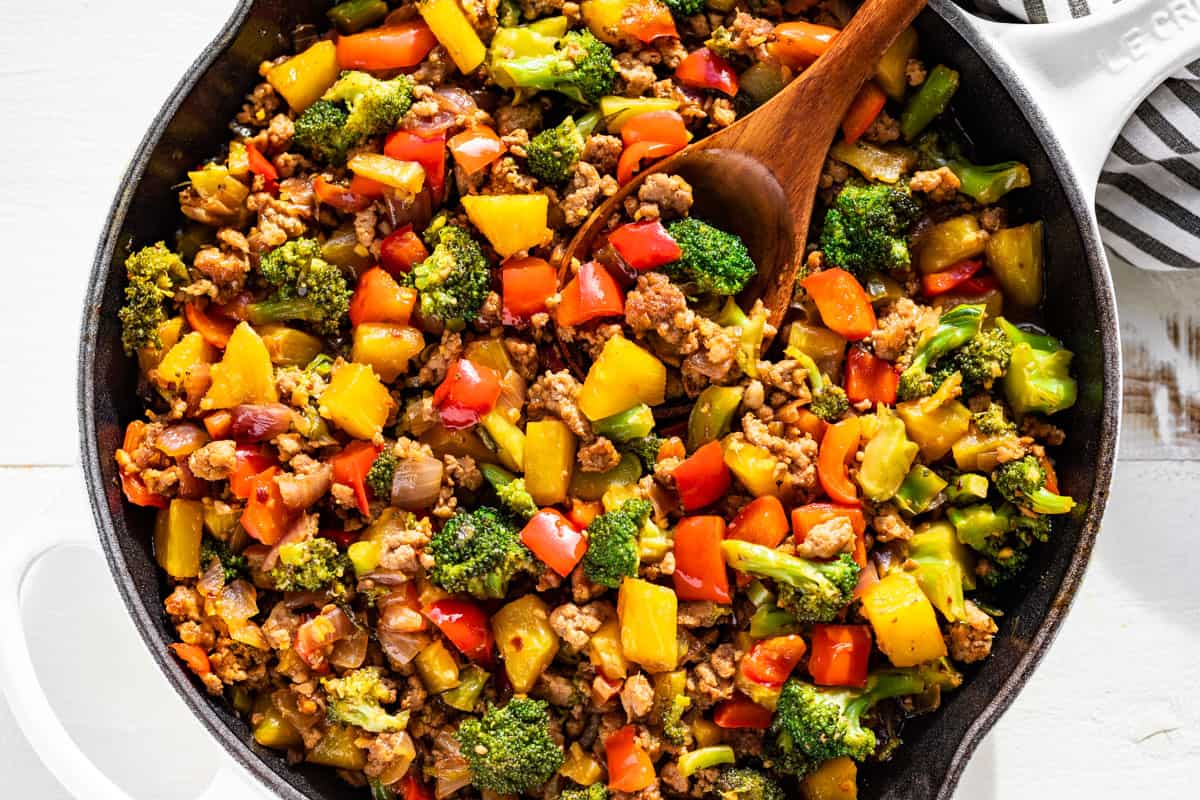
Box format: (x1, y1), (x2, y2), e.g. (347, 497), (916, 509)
(559, 0), (927, 333)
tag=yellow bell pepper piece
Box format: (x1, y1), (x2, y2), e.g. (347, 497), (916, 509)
(916, 214), (989, 274)
(560, 742), (605, 785)
(618, 577), (677, 673)
(896, 373), (972, 461)
(722, 435), (782, 498)
(187, 164), (250, 207)
(578, 336), (667, 420)
(348, 540), (382, 576)
(307, 725), (367, 770)
(138, 316), (184, 375)
(875, 26), (918, 100)
(463, 338), (516, 374)
(860, 571), (947, 667)
(351, 323), (425, 382)
(252, 702), (303, 750)
(581, 0), (628, 45)
(154, 331), (216, 388)
(492, 595), (560, 693)
(319, 361), (393, 440)
(460, 194), (551, 258)
(417, 0), (487, 73)
(692, 718), (723, 748)
(524, 419), (576, 506)
(415, 640), (462, 693)
(154, 499), (204, 579)
(258, 324), (324, 367)
(587, 616), (628, 680)
(348, 153), (426, 194)
(266, 40), (341, 112)
(801, 756), (858, 800)
(480, 409), (525, 473)
(986, 221), (1044, 309)
(598, 96), (680, 132)
(202, 322), (278, 409)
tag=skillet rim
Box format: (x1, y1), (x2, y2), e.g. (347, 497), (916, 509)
(76, 1), (1121, 797)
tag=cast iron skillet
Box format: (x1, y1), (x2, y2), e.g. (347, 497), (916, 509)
(75, 1), (1122, 797)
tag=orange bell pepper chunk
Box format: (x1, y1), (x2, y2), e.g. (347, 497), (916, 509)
(841, 80), (887, 144)
(807, 624), (872, 687)
(817, 417), (861, 505)
(606, 725), (656, 792)
(349, 267), (417, 326)
(801, 268), (877, 341)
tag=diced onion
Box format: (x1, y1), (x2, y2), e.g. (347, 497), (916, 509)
(155, 423), (210, 457)
(230, 403), (293, 441)
(391, 456), (444, 510)
(378, 630), (430, 666)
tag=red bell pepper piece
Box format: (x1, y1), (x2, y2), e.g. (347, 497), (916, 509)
(556, 261), (625, 327)
(245, 142), (278, 193)
(617, 140), (679, 185)
(349, 267), (418, 326)
(673, 516), (731, 603)
(448, 126), (506, 175)
(229, 445), (278, 499)
(184, 301), (237, 349)
(331, 440), (383, 515)
(311, 174), (374, 213)
(957, 270), (1002, 296)
(567, 498), (604, 530)
(607, 220), (682, 271)
(120, 472), (168, 508)
(320, 528), (360, 548)
(801, 268), (877, 341)
(241, 467), (290, 545)
(921, 258), (984, 296)
(770, 21), (838, 69)
(399, 773), (435, 800)
(844, 345), (899, 405)
(379, 224), (430, 276)
(793, 502), (867, 568)
(501, 256), (558, 323)
(349, 174), (386, 198)
(841, 80), (887, 144)
(713, 695), (773, 729)
(675, 48), (739, 97)
(726, 496), (790, 549)
(384, 130), (447, 198)
(672, 440), (731, 511)
(424, 598), (495, 666)
(817, 417), (861, 506)
(520, 509), (587, 578)
(605, 725), (656, 792)
(619, 0), (677, 43)
(169, 642), (212, 677)
(433, 359), (502, 430)
(741, 634), (808, 688)
(808, 624), (872, 687)
(336, 21), (438, 70)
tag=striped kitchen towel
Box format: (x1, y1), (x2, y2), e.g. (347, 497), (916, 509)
(969, 0), (1200, 269)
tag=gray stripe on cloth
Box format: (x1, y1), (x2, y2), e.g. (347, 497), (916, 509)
(1111, 136), (1200, 190)
(1098, 170), (1200, 237)
(1096, 206), (1200, 270)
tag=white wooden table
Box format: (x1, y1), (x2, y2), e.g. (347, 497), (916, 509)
(1, 2), (1197, 797)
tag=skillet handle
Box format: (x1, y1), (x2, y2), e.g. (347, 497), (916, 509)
(0, 528), (271, 800)
(964, 0), (1200, 198)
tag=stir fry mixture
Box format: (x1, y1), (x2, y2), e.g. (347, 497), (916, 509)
(112, 0), (1080, 797)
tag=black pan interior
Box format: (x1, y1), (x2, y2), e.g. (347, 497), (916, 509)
(78, 1), (1119, 798)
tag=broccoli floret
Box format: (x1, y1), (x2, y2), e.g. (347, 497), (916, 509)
(480, 463), (538, 521)
(457, 698), (565, 795)
(118, 243), (189, 354)
(561, 785), (608, 800)
(662, 0), (706, 14)
(704, 26), (738, 60)
(992, 455), (1075, 515)
(365, 449), (396, 501)
(896, 303), (986, 401)
(819, 182), (920, 278)
(246, 238), (352, 336)
(200, 536), (247, 583)
(293, 99), (352, 165)
(721, 540), (860, 623)
(997, 318), (1078, 416)
(322, 667), (410, 733)
(526, 116), (585, 185)
(665, 217), (757, 296)
(915, 129), (1031, 204)
(323, 70), (414, 143)
(428, 507), (533, 598)
(787, 348), (849, 422)
(623, 435), (665, 471)
(661, 693), (692, 745)
(972, 402), (1015, 436)
(932, 326), (1012, 395)
(946, 501), (1049, 588)
(270, 536), (350, 592)
(407, 223), (490, 327)
(491, 29), (615, 104)
(582, 498), (652, 588)
(771, 665), (961, 766)
(714, 767), (786, 800)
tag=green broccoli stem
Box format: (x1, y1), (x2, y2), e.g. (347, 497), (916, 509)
(715, 297), (751, 328)
(246, 297), (327, 326)
(844, 669), (930, 723)
(677, 746), (736, 777)
(480, 462), (518, 490)
(911, 304), (986, 373)
(328, 0), (389, 33)
(900, 64), (959, 141)
(749, 605), (800, 639)
(952, 160), (1032, 204)
(944, 472), (989, 505)
(593, 404), (656, 442)
(1024, 487), (1076, 515)
(787, 349), (825, 393)
(721, 540), (826, 591)
(893, 464), (949, 516)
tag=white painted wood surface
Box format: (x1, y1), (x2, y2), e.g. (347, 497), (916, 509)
(0, 2), (1197, 798)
